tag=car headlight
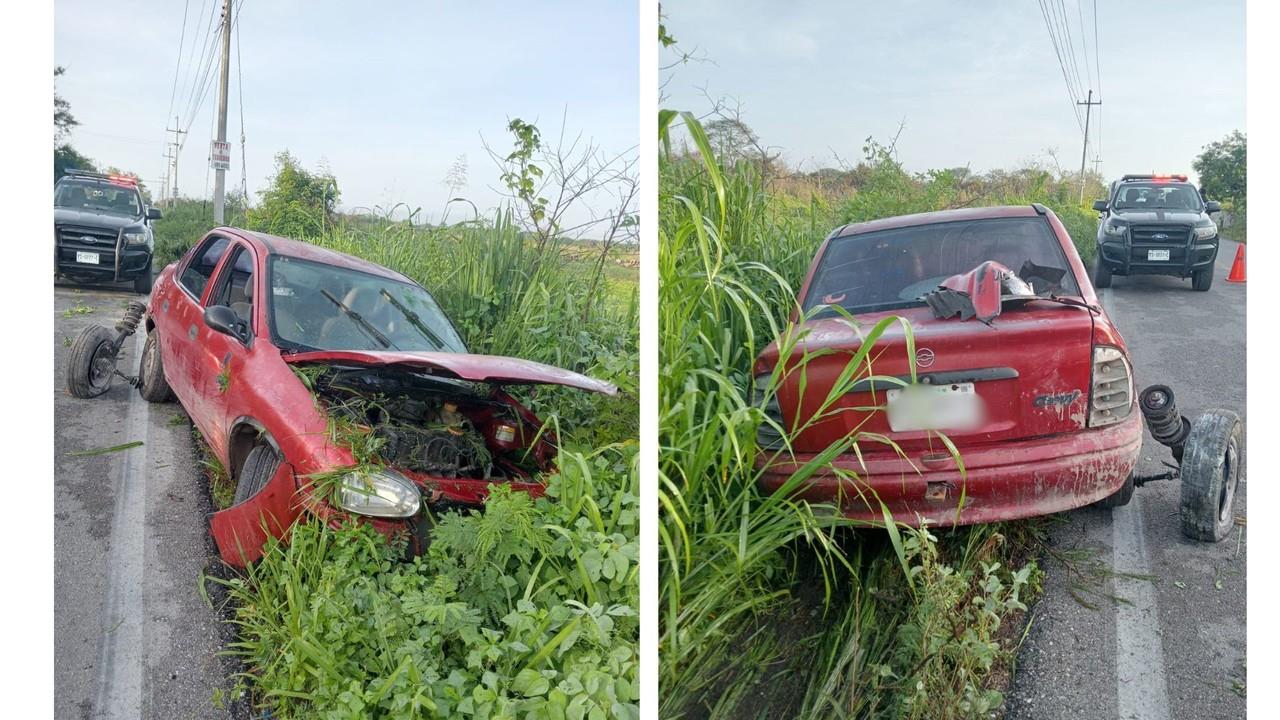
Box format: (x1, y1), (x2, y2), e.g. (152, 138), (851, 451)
(123, 230), (148, 246)
(1103, 219), (1127, 237)
(333, 467), (421, 518)
(1193, 223), (1217, 240)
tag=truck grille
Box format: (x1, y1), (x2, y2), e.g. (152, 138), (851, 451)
(1129, 225), (1191, 243)
(56, 224), (120, 271)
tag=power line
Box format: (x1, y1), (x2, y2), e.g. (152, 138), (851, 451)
(1037, 0), (1086, 133)
(236, 14), (248, 205)
(1093, 0), (1103, 168)
(164, 0), (192, 129)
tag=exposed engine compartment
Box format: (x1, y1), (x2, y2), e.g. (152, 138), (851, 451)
(304, 364), (546, 480)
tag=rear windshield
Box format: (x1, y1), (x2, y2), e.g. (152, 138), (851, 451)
(54, 178), (141, 217)
(1112, 182), (1203, 211)
(804, 216), (1080, 315)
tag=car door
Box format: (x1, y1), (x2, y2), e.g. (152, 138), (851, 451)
(161, 234), (231, 414)
(193, 240), (259, 462)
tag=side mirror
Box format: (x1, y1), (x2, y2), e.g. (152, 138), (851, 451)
(1204, 200), (1222, 214)
(204, 304), (249, 343)
(146, 207), (163, 220)
(1091, 199), (1108, 213)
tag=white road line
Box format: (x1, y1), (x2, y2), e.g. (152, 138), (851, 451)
(91, 330), (150, 719)
(1099, 287), (1171, 719)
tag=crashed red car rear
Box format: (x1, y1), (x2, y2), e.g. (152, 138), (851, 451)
(754, 205), (1143, 527)
(65, 227), (615, 565)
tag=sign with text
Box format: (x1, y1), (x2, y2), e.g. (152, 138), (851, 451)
(210, 140), (231, 170)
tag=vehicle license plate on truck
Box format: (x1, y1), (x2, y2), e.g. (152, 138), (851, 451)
(1147, 249), (1170, 261)
(76, 252), (100, 265)
(886, 383), (981, 432)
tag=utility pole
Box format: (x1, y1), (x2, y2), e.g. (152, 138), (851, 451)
(1077, 89), (1102, 203)
(164, 116), (186, 206)
(212, 0), (233, 223)
(161, 146), (175, 205)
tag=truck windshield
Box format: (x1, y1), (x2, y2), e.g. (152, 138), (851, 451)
(268, 256), (467, 353)
(803, 216), (1080, 315)
(54, 179), (141, 217)
(1112, 183), (1203, 211)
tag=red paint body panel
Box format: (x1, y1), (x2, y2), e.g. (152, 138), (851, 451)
(149, 227), (604, 565)
(756, 206), (1140, 525)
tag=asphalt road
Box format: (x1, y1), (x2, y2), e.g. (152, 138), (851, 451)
(53, 283), (237, 720)
(1006, 240), (1247, 719)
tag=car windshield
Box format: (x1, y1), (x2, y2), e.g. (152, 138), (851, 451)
(268, 256), (467, 353)
(54, 179), (141, 217)
(803, 216), (1080, 315)
(1112, 182), (1203, 211)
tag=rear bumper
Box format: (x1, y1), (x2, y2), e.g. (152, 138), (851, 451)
(756, 411), (1142, 527)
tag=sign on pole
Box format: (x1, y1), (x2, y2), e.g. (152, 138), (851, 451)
(210, 140), (231, 171)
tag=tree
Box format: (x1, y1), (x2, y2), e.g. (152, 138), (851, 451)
(54, 144), (96, 180)
(246, 151), (340, 237)
(55, 66), (78, 141)
(1193, 130), (1246, 208)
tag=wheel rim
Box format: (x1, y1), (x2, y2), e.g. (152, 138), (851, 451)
(143, 339), (158, 382)
(1217, 440), (1239, 526)
(88, 341), (116, 392)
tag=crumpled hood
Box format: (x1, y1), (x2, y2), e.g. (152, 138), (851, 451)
(283, 349), (619, 395)
(922, 260), (1040, 324)
(53, 208), (143, 230)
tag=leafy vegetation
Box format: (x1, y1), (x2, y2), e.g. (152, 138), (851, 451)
(658, 110), (1045, 719)
(1194, 130), (1247, 242)
(191, 120), (638, 718)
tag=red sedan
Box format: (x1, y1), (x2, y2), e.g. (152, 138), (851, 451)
(753, 205), (1145, 527)
(74, 227), (616, 565)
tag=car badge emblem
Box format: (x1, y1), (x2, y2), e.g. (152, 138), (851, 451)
(915, 348), (935, 368)
(81, 235), (97, 244)
(1152, 233), (1168, 240)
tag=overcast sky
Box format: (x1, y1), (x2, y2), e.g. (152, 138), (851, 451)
(661, 1), (1245, 186)
(55, 0), (637, 226)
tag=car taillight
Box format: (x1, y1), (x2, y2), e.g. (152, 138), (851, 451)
(1089, 345), (1133, 427)
(752, 373), (785, 450)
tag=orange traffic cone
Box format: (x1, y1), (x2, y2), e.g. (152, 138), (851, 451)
(1226, 245), (1246, 283)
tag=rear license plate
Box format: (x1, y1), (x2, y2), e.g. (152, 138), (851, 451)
(75, 251), (100, 265)
(1147, 249), (1171, 261)
(886, 383), (982, 432)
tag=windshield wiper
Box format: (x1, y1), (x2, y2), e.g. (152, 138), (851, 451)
(319, 288), (396, 349)
(379, 289), (449, 351)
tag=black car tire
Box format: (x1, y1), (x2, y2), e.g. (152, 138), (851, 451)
(1179, 409), (1243, 542)
(1092, 252), (1112, 289)
(66, 325), (118, 399)
(234, 445), (281, 506)
(138, 330), (174, 403)
(1192, 267), (1213, 292)
(133, 260), (154, 295)
(1096, 472), (1135, 508)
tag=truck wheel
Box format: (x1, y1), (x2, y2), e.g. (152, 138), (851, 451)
(66, 325), (118, 398)
(1192, 268), (1213, 292)
(234, 445), (281, 505)
(133, 261), (154, 295)
(1092, 253), (1112, 288)
(1179, 409), (1243, 542)
(137, 329), (174, 403)
(1097, 472), (1135, 508)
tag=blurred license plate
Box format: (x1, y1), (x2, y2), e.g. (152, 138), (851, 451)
(886, 383), (981, 432)
(76, 251), (100, 265)
(1147, 249), (1170, 261)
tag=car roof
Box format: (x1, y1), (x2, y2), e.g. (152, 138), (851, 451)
(219, 227), (415, 284)
(829, 205), (1040, 239)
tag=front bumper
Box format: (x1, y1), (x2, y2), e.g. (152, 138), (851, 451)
(756, 411), (1142, 527)
(1098, 234), (1219, 278)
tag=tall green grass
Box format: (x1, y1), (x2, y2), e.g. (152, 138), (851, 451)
(659, 112), (1042, 719)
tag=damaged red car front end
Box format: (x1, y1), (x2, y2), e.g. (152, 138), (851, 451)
(142, 227), (616, 565)
(754, 205), (1141, 527)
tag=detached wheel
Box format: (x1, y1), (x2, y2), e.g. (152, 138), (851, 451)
(137, 330), (174, 403)
(1191, 268), (1213, 292)
(66, 325), (118, 398)
(1179, 409), (1243, 542)
(133, 261), (154, 295)
(234, 445), (280, 505)
(1092, 253), (1112, 289)
(1097, 472), (1135, 508)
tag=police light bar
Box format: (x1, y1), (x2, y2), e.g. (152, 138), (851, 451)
(1120, 173), (1188, 183)
(62, 168), (138, 186)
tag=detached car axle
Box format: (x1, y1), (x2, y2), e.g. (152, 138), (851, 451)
(64, 300), (147, 398)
